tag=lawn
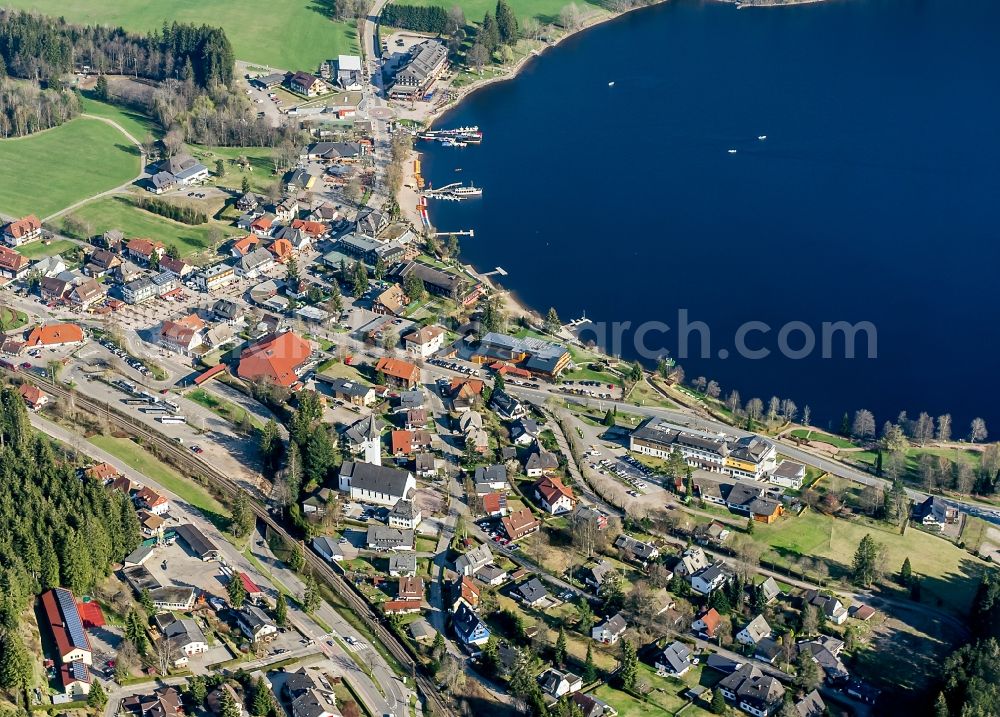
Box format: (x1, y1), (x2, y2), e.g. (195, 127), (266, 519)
(187, 387), (264, 431)
(789, 429), (857, 449)
(0, 117), (139, 217)
(191, 146), (280, 195)
(626, 378), (676, 409)
(89, 434), (231, 528)
(0, 307), (28, 331)
(80, 94), (162, 141)
(16, 239), (78, 259)
(395, 0), (606, 25)
(750, 509), (987, 614)
(61, 195), (234, 258)
(3, 0), (358, 70)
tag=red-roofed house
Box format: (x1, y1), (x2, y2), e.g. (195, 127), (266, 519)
(482, 492), (508, 517)
(85, 462), (121, 483)
(18, 383), (48, 410)
(238, 331), (312, 387)
(230, 236), (261, 257)
(534, 476), (575, 515)
(237, 572), (266, 601)
(290, 219), (327, 238)
(41, 588), (93, 665)
(126, 238), (165, 265)
(391, 430), (413, 457)
(501, 508), (542, 541)
(375, 357), (420, 388)
(136, 486), (170, 515)
(249, 215), (274, 237)
(382, 599), (422, 615)
(0, 245), (29, 279)
(25, 323), (85, 347)
(268, 238), (295, 263)
(3, 215), (42, 246)
(159, 314), (206, 355)
(692, 608), (722, 639)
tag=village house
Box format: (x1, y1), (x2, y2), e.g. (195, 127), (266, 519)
(692, 608), (723, 639)
(198, 263), (237, 292)
(388, 554), (417, 577)
(736, 615), (773, 647)
(450, 575), (480, 612)
(615, 534), (660, 565)
(912, 495), (959, 527)
(534, 475), (575, 514)
(159, 313), (206, 355)
(525, 448), (559, 478)
(18, 383), (48, 410)
(403, 324), (445, 358)
(539, 668), (583, 699)
(289, 71), (329, 96)
(375, 356), (420, 388)
(769, 460), (806, 489)
(802, 589), (849, 625)
(717, 663), (785, 717)
(655, 641), (694, 677)
(455, 543), (494, 577)
(501, 508), (541, 541)
(237, 605), (278, 643)
(490, 388), (525, 420)
(0, 245), (29, 279)
(126, 238), (166, 265)
(388, 39), (448, 99)
(388, 498), (422, 529)
(474, 332), (572, 377)
(452, 602), (490, 649)
(592, 613), (627, 645)
(159, 615), (209, 666)
(3, 215), (42, 246)
(690, 563), (731, 596)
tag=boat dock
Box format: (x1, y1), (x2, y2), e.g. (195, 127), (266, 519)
(415, 125), (483, 146)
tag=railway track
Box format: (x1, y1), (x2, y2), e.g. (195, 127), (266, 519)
(12, 372), (454, 717)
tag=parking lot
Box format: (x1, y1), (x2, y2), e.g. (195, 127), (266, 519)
(590, 451), (657, 497)
(475, 517), (522, 554)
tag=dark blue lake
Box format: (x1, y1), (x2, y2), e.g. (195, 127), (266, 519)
(420, 0), (1000, 432)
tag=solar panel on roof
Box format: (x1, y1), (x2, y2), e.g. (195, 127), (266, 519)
(55, 588), (89, 650)
(67, 660), (89, 682)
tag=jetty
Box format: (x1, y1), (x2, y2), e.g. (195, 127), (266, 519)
(414, 126), (483, 146)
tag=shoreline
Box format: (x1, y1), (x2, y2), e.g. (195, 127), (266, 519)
(396, 1), (674, 324)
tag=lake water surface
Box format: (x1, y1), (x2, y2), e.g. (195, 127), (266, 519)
(420, 0), (1000, 431)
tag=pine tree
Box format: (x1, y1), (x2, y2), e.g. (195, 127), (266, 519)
(251, 677), (273, 716)
(583, 642), (596, 682)
(603, 409), (615, 427)
(480, 12), (500, 52)
(0, 631), (31, 691)
(851, 533), (881, 587)
(231, 492), (255, 538)
(617, 639), (637, 689)
(241, 176), (251, 194)
(374, 255), (386, 281)
(710, 687), (727, 714)
(554, 626), (567, 666)
(302, 572), (320, 612)
(289, 543), (305, 571)
(227, 574), (247, 608)
(545, 307), (561, 332)
(746, 517), (755, 534)
(88, 679), (108, 708)
(275, 592), (288, 626)
(934, 692), (949, 717)
(221, 687), (242, 717)
(900, 556), (913, 585)
(95, 74), (109, 100)
(495, 0), (518, 45)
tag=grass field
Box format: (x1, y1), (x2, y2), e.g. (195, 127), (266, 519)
(0, 307), (28, 331)
(16, 239), (79, 260)
(81, 94), (162, 141)
(751, 510), (987, 614)
(789, 428), (858, 449)
(89, 434), (231, 528)
(187, 388), (264, 431)
(0, 118), (139, 217)
(61, 196), (234, 259)
(395, 0), (606, 25)
(3, 0), (358, 70)
(191, 146), (280, 195)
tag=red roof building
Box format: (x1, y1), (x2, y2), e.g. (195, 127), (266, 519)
(85, 462), (122, 482)
(238, 331), (312, 387)
(26, 323), (85, 347)
(0, 245), (29, 278)
(3, 214), (42, 245)
(375, 357), (420, 388)
(18, 383), (47, 409)
(238, 572), (265, 599)
(501, 508), (542, 541)
(481, 492), (507, 516)
(41, 588), (93, 665)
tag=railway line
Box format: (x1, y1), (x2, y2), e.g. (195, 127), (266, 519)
(10, 371), (454, 717)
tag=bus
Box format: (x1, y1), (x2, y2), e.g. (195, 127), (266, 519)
(160, 400), (180, 412)
(142, 407), (171, 414)
(158, 415), (187, 424)
(123, 398), (154, 405)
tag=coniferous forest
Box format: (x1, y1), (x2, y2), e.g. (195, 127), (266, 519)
(0, 385), (140, 686)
